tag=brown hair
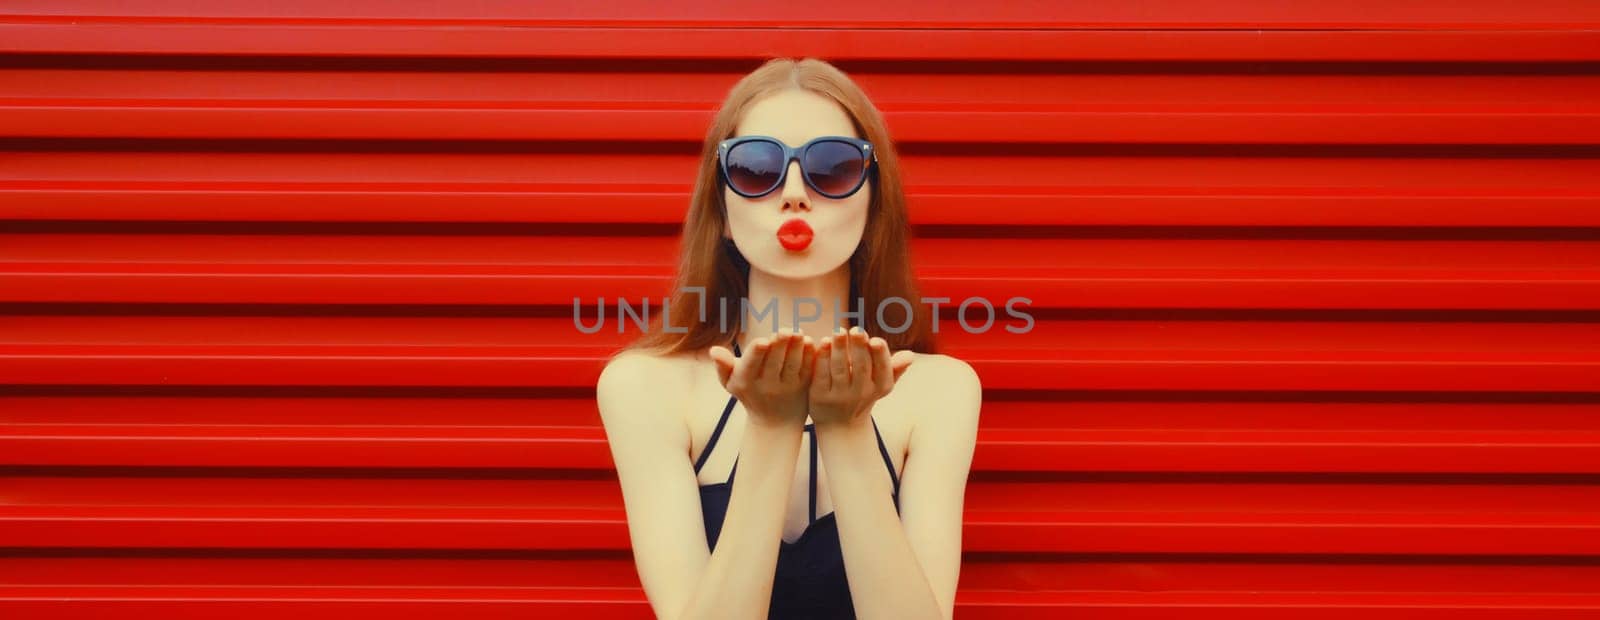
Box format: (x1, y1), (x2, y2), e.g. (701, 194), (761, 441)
(613, 57), (937, 360)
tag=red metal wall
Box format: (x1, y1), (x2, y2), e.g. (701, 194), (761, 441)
(4, 1), (1600, 617)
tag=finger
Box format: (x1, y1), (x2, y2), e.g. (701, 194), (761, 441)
(746, 336), (772, 380)
(799, 336), (816, 382)
(709, 345), (735, 387)
(890, 350), (916, 383)
(869, 337), (891, 389)
(762, 332), (791, 380)
(779, 330), (806, 380)
(829, 328), (850, 385)
(848, 326), (871, 387)
(811, 339), (832, 392)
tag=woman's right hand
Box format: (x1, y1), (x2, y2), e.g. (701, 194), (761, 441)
(708, 331), (814, 429)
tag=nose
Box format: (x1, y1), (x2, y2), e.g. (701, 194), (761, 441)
(778, 159), (811, 212)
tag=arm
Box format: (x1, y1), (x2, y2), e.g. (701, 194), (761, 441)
(596, 351), (805, 620)
(815, 355), (982, 620)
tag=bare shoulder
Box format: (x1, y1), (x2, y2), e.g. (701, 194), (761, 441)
(599, 348), (700, 392)
(904, 352), (981, 392)
(596, 348), (698, 434)
(899, 352), (983, 440)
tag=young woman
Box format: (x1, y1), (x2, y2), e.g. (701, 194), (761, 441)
(596, 57), (982, 620)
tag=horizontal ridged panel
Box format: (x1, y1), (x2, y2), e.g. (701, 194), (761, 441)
(4, 71), (1599, 143)
(4, 236), (1600, 308)
(4, 476), (1599, 554)
(5, 317), (1600, 389)
(6, 150), (1598, 226)
(4, 1), (1600, 618)
(6, 397), (1599, 475)
(6, 0), (1600, 27)
(3, 559), (1597, 617)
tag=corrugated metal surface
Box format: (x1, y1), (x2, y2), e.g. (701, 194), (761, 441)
(3, 1), (1600, 617)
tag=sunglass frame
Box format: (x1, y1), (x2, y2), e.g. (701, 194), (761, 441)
(716, 135), (878, 199)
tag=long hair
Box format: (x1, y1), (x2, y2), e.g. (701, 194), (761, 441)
(613, 57), (937, 359)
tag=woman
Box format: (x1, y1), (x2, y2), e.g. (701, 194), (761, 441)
(596, 57), (982, 620)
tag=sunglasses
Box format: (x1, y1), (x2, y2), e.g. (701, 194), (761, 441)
(717, 135), (878, 199)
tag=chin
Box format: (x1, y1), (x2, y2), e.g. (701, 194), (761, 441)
(754, 262), (834, 282)
(751, 249), (849, 280)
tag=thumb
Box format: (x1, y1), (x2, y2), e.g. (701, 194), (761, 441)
(889, 350), (915, 383)
(709, 345), (735, 387)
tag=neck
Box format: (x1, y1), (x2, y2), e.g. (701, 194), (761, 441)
(739, 264), (855, 351)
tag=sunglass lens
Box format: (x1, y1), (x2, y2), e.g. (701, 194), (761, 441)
(803, 141), (868, 197)
(725, 141), (783, 195)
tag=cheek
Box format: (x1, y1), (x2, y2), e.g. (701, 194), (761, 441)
(817, 204), (869, 246)
(722, 193), (758, 235)
(841, 192), (871, 231)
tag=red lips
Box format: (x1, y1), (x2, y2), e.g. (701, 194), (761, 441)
(777, 218), (813, 251)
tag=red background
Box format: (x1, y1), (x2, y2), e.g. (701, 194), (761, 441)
(3, 1), (1600, 617)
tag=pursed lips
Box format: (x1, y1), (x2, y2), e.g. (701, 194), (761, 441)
(776, 218), (814, 251)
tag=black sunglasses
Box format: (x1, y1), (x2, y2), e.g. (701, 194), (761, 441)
(717, 135), (878, 199)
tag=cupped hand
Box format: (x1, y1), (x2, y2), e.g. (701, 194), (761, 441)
(808, 326), (915, 428)
(708, 331), (815, 429)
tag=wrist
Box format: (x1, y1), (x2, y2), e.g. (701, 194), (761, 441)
(745, 406), (807, 431)
(812, 405), (873, 431)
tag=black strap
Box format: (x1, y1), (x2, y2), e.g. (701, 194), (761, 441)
(808, 426), (818, 524)
(692, 332), (745, 475)
(872, 416), (901, 496)
(695, 393), (738, 475)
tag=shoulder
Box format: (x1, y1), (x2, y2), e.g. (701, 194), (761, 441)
(596, 348), (699, 430)
(599, 348), (700, 391)
(598, 348), (670, 389)
(900, 352), (983, 441)
(905, 352), (981, 394)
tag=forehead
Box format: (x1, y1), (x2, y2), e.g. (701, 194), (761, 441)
(734, 89), (859, 146)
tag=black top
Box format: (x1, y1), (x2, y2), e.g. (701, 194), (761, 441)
(695, 340), (903, 619)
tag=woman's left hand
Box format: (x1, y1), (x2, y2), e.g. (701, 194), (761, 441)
(809, 326), (916, 428)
